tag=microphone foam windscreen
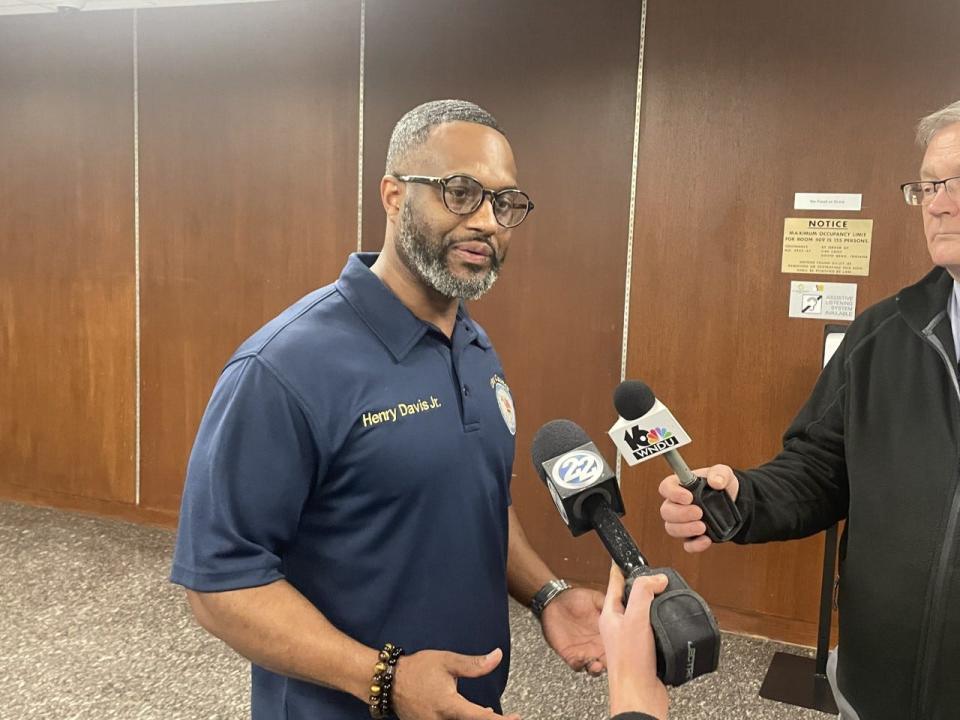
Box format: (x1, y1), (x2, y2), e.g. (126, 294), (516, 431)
(613, 380), (656, 420)
(530, 419), (591, 483)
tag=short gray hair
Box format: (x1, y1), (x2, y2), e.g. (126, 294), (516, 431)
(916, 100), (960, 147)
(385, 99), (504, 174)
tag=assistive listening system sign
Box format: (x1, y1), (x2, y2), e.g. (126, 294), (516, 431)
(788, 281), (857, 321)
(781, 218), (873, 276)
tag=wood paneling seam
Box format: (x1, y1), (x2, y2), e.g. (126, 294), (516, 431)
(356, 0), (366, 252)
(617, 0), (647, 480)
(133, 9), (142, 505)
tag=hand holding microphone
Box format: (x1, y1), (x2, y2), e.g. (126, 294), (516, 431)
(660, 464), (740, 553)
(599, 565), (670, 720)
(609, 380), (743, 543)
(531, 419), (720, 686)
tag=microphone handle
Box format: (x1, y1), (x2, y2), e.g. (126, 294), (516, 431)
(580, 486), (723, 686)
(662, 448), (697, 484)
(583, 493), (647, 574)
(664, 449), (742, 543)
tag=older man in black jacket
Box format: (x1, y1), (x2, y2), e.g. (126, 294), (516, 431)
(659, 98), (960, 720)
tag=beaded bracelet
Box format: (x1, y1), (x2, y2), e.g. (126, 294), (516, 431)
(368, 642), (404, 719)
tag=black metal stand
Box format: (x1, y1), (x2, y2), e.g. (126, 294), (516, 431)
(758, 524), (840, 714)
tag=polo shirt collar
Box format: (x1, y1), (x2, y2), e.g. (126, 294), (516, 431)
(335, 252), (491, 361)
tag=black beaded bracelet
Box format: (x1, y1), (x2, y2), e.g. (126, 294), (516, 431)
(368, 642), (404, 719)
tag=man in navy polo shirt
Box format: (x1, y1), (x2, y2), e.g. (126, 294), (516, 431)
(171, 99), (607, 720)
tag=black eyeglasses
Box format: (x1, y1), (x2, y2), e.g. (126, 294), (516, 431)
(393, 174), (534, 228)
(900, 176), (960, 206)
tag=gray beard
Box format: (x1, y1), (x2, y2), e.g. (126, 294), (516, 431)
(394, 202), (501, 301)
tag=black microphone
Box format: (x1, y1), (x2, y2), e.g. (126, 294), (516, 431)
(531, 419), (645, 574)
(531, 418), (721, 686)
(610, 380), (743, 543)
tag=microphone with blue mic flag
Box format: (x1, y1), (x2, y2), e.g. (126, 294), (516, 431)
(531, 418), (720, 686)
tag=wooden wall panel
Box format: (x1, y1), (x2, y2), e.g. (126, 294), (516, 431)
(137, 0), (360, 513)
(0, 12), (135, 505)
(5, 0), (953, 647)
(363, 0), (643, 581)
(623, 0), (960, 644)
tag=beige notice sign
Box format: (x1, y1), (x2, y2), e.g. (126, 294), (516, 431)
(781, 218), (873, 276)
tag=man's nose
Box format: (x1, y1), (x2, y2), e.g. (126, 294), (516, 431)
(927, 182), (960, 215)
(464, 193), (501, 232)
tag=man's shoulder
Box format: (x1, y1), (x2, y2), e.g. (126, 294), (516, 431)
(850, 267), (946, 330)
(836, 293), (904, 364)
(227, 280), (380, 377)
(852, 293), (900, 329)
(841, 267), (949, 358)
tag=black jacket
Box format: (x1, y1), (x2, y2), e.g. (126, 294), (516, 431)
(610, 714), (657, 720)
(732, 266), (959, 719)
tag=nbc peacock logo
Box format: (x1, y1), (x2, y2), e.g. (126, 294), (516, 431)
(644, 428), (673, 444)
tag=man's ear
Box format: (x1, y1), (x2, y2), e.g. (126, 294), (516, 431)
(381, 175), (404, 219)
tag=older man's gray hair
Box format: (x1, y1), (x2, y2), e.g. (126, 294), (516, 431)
(385, 99), (504, 174)
(916, 100), (960, 147)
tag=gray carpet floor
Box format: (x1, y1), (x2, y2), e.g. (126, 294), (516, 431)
(0, 501), (835, 719)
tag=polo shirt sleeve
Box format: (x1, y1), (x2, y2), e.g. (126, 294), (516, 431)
(170, 355), (319, 592)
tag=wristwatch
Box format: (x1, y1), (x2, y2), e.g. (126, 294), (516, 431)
(530, 578), (572, 619)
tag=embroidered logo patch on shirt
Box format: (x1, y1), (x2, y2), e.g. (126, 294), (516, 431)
(490, 374), (516, 436)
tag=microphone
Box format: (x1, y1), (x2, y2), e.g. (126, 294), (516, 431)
(531, 419), (645, 573)
(531, 418), (721, 686)
(608, 380), (742, 543)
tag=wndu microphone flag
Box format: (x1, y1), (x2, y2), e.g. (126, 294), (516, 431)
(608, 399), (692, 466)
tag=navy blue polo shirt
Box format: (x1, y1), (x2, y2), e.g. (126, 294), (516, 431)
(171, 253), (517, 719)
